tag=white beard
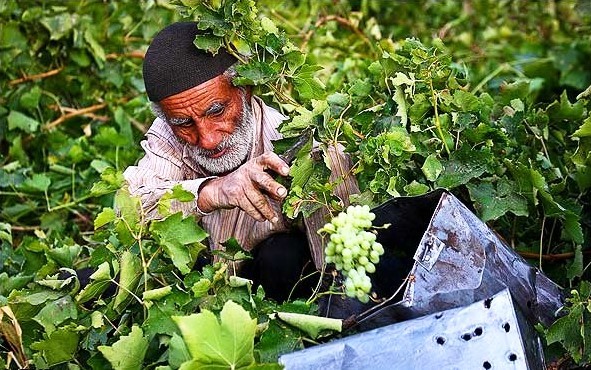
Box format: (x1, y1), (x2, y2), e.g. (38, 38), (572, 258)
(188, 96), (255, 175)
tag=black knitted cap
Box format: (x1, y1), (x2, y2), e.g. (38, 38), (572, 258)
(143, 22), (238, 102)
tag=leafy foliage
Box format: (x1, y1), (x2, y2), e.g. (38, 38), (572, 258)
(543, 281), (591, 364)
(98, 326), (149, 370)
(1, 0), (591, 368)
(174, 300), (258, 369)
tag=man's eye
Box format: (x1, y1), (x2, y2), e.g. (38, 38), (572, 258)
(206, 104), (225, 117)
(168, 117), (193, 127)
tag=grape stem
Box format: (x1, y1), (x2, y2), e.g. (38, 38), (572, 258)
(287, 261), (320, 301)
(306, 262), (330, 305)
(343, 271), (412, 331)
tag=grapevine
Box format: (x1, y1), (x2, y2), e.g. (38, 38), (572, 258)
(319, 205), (385, 303)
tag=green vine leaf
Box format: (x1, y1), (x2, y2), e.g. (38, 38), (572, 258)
(168, 332), (192, 369)
(545, 282), (591, 363)
(174, 300), (257, 369)
(113, 250), (142, 313)
(33, 295), (77, 335)
(467, 180), (529, 221)
(98, 326), (149, 370)
(421, 154), (443, 182)
(275, 312), (342, 339)
(573, 116), (591, 138)
(30, 327), (79, 367)
(94, 207), (116, 229)
(76, 261), (112, 304)
(150, 212), (208, 274)
(7, 110), (40, 133)
(235, 61), (277, 86)
(19, 173), (51, 193)
(157, 184), (196, 217)
(293, 64), (326, 100)
(437, 146), (493, 188)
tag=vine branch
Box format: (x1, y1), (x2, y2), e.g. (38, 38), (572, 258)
(50, 105), (110, 122)
(106, 51), (145, 59)
(302, 15), (375, 53)
(43, 103), (107, 131)
(9, 67), (64, 86)
(518, 250), (590, 262)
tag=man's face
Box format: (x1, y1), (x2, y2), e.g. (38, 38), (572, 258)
(159, 75), (254, 175)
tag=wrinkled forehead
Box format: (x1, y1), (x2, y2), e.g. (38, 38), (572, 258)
(158, 75), (246, 119)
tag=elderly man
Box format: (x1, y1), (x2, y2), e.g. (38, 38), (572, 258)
(124, 22), (358, 299)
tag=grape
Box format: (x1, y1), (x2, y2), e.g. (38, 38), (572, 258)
(369, 250), (380, 264)
(358, 255), (369, 266)
(319, 204), (386, 304)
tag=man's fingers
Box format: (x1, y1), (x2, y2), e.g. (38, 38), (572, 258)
(256, 152), (290, 176)
(240, 200), (266, 222)
(240, 191), (276, 222)
(249, 191), (278, 222)
(251, 170), (287, 200)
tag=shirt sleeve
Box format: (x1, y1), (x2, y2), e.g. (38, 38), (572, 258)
(122, 118), (215, 220)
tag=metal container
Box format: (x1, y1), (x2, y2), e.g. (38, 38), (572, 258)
(280, 289), (545, 370)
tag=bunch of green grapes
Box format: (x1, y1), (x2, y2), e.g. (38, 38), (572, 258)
(319, 205), (385, 303)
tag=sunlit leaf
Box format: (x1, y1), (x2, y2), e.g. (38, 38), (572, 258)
(40, 13), (75, 40)
(0, 222), (12, 245)
(421, 154), (443, 182)
(7, 110), (39, 133)
(113, 251), (142, 313)
(275, 312), (341, 339)
(98, 326), (149, 370)
(46, 244), (82, 267)
(293, 64), (326, 100)
(94, 208), (116, 229)
(235, 61), (276, 85)
(393, 86), (407, 126)
(18, 173), (50, 193)
(142, 286), (172, 301)
(83, 29), (106, 67)
(173, 300), (256, 368)
(573, 116), (591, 138)
(194, 34), (224, 54)
(150, 213), (207, 274)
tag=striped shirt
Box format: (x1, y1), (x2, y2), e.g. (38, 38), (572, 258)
(123, 96), (359, 268)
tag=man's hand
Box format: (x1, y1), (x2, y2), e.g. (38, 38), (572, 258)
(196, 152), (290, 222)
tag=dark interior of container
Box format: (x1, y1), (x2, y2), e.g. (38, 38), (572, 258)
(316, 189), (445, 335)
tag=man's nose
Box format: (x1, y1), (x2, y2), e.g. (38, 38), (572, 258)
(194, 122), (224, 151)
